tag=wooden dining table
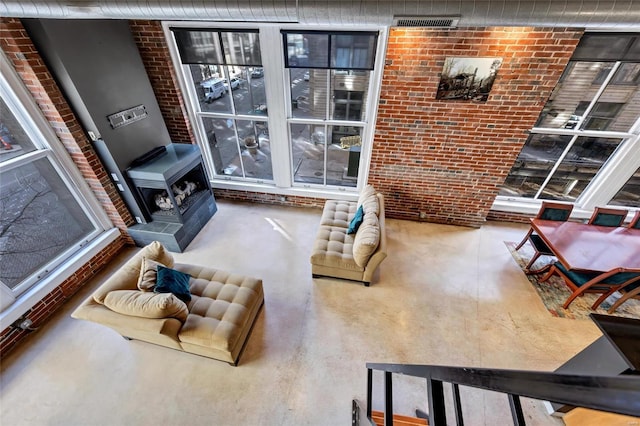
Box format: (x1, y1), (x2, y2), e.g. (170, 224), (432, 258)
(530, 219), (640, 273)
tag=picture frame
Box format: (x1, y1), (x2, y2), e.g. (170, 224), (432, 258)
(436, 57), (503, 102)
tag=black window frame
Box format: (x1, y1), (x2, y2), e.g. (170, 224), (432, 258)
(281, 30), (378, 70)
(171, 27), (262, 66)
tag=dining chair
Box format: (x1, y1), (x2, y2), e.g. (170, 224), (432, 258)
(628, 210), (640, 229)
(540, 261), (640, 310)
(514, 201), (574, 273)
(602, 281), (640, 313)
(587, 207), (629, 227)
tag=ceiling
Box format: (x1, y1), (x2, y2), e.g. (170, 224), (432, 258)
(1, 0), (640, 29)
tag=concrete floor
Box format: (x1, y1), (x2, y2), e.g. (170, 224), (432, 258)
(0, 200), (602, 426)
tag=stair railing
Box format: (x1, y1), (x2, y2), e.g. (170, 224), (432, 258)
(355, 363), (640, 426)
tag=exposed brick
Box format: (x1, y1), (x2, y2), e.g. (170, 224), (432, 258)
(369, 26), (582, 227)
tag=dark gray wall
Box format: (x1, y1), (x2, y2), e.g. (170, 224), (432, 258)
(23, 19), (170, 170)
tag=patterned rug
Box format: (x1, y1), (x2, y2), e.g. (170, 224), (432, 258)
(505, 241), (640, 320)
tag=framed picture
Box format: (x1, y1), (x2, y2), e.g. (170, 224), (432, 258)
(436, 57), (503, 102)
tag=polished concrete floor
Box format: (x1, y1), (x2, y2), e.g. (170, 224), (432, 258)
(0, 200), (602, 426)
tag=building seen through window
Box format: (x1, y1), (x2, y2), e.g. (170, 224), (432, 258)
(499, 34), (640, 208)
(170, 26), (381, 190)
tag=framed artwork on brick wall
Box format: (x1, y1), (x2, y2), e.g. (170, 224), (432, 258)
(436, 57), (503, 102)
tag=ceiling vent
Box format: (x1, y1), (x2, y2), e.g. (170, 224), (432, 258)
(393, 16), (460, 28)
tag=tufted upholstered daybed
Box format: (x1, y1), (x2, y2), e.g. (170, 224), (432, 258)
(310, 185), (387, 286)
(72, 241), (264, 365)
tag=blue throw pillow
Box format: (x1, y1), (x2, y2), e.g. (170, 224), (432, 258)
(347, 205), (365, 234)
(154, 265), (192, 303)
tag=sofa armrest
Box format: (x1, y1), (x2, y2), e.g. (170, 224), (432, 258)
(363, 193), (387, 282)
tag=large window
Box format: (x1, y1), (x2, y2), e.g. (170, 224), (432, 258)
(166, 25), (383, 195)
(0, 52), (114, 320)
(497, 34), (640, 212)
(172, 29), (272, 181)
(284, 31), (377, 187)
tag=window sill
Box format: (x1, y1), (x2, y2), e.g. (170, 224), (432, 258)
(211, 179), (360, 202)
(0, 228), (121, 330)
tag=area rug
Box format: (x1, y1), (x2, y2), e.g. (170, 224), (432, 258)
(505, 241), (640, 320)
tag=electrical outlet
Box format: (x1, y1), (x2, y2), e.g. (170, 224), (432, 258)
(419, 211), (428, 219)
(13, 318), (33, 330)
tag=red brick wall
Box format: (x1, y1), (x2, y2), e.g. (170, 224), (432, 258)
(486, 210), (533, 224)
(0, 18), (135, 356)
(371, 27), (582, 227)
(129, 20), (195, 144)
(213, 189), (325, 209)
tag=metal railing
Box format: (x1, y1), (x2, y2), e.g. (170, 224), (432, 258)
(356, 363), (640, 426)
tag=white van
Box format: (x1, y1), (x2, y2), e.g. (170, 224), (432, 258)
(201, 78), (226, 103)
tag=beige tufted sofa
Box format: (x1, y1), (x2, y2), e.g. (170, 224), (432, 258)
(72, 241), (264, 365)
(310, 185), (387, 286)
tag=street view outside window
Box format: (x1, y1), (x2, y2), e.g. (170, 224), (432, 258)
(0, 96), (97, 297)
(285, 31), (377, 187)
(499, 34), (640, 207)
(172, 29), (272, 181)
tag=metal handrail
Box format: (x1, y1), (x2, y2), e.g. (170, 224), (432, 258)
(365, 363), (640, 422)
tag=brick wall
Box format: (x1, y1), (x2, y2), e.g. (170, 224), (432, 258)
(486, 210), (532, 224)
(213, 189), (325, 209)
(129, 20), (195, 144)
(371, 27), (583, 227)
(0, 18), (136, 356)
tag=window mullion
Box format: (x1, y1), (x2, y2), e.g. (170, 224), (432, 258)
(575, 62), (622, 129)
(577, 132), (640, 209)
(533, 135), (579, 199)
(259, 26), (290, 187)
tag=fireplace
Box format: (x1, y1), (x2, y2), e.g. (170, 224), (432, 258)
(125, 144), (217, 252)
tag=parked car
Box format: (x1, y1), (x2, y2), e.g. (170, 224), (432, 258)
(303, 72), (309, 81)
(224, 77), (241, 90)
(251, 68), (264, 78)
(201, 78), (226, 103)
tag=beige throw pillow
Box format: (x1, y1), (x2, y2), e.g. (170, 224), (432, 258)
(357, 184), (376, 206)
(358, 184), (379, 216)
(92, 241), (175, 305)
(352, 212), (380, 267)
(137, 257), (166, 291)
(104, 290), (188, 322)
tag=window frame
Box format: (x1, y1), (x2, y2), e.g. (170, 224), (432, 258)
(493, 33), (640, 219)
(0, 50), (118, 329)
(163, 21), (387, 201)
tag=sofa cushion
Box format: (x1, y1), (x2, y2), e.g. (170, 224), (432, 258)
(176, 266), (263, 351)
(93, 241), (175, 305)
(155, 265), (192, 303)
(137, 258), (166, 291)
(319, 199), (359, 228)
(347, 205), (364, 234)
(353, 212), (380, 267)
(358, 185), (379, 216)
(310, 226), (364, 271)
(103, 290), (188, 322)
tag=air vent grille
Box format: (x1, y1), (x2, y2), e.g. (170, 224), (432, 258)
(393, 16), (459, 28)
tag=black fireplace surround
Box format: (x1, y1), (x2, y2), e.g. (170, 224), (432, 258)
(126, 144), (217, 252)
